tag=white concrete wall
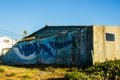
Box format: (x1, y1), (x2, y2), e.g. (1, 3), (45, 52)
(93, 25), (120, 63)
(0, 37), (16, 55)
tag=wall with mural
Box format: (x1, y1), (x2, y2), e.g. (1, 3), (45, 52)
(3, 27), (93, 66)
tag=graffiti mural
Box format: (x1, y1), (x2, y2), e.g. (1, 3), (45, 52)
(3, 27), (93, 66)
(14, 40), (55, 60)
(13, 38), (73, 60)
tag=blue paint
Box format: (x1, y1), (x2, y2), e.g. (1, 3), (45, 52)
(15, 40), (55, 58)
(3, 27), (93, 66)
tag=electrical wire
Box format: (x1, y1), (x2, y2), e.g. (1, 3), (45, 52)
(0, 28), (23, 36)
(0, 27), (24, 39)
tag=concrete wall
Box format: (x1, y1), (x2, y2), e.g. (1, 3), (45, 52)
(93, 25), (120, 63)
(0, 37), (16, 55)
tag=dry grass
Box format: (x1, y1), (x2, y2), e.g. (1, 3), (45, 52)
(0, 65), (69, 80)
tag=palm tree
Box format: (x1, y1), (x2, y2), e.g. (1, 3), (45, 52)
(23, 30), (27, 37)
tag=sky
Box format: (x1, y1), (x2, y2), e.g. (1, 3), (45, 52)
(0, 0), (120, 39)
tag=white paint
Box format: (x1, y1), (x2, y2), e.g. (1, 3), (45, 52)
(13, 47), (36, 60)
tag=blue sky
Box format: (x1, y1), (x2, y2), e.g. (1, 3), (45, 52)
(0, 0), (120, 39)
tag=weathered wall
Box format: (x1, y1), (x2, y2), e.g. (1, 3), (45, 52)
(93, 25), (120, 63)
(115, 27), (120, 59)
(93, 26), (105, 63)
(4, 25), (120, 66)
(3, 27), (93, 66)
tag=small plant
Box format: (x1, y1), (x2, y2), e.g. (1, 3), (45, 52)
(22, 74), (31, 79)
(10, 72), (16, 76)
(68, 67), (79, 72)
(0, 68), (5, 73)
(6, 72), (16, 77)
(44, 67), (55, 72)
(63, 72), (88, 80)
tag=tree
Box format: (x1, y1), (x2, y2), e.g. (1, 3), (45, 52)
(23, 30), (27, 37)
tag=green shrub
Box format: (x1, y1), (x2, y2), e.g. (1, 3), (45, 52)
(85, 60), (120, 79)
(10, 72), (16, 76)
(68, 67), (79, 72)
(63, 72), (88, 80)
(89, 74), (104, 80)
(63, 60), (120, 80)
(22, 74), (31, 79)
(6, 72), (16, 77)
(0, 68), (5, 73)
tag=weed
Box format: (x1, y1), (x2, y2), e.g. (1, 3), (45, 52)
(63, 72), (88, 80)
(68, 67), (79, 72)
(0, 68), (5, 73)
(6, 72), (16, 77)
(10, 72), (16, 76)
(22, 74), (31, 79)
(63, 60), (120, 80)
(43, 67), (55, 72)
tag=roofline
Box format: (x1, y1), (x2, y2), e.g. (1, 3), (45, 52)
(24, 25), (93, 39)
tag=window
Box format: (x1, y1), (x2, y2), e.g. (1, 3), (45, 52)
(106, 33), (115, 41)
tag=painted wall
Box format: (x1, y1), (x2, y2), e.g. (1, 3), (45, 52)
(93, 25), (120, 63)
(3, 27), (93, 66)
(4, 25), (120, 66)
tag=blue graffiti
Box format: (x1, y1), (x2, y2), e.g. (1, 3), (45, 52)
(49, 40), (72, 50)
(15, 39), (73, 58)
(16, 41), (55, 57)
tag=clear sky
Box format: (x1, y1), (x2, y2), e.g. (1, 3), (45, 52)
(0, 0), (120, 39)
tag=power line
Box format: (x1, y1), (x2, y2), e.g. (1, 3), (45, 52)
(0, 27), (23, 36)
(0, 27), (24, 39)
(0, 31), (21, 37)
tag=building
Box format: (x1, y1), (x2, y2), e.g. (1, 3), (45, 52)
(3, 25), (120, 66)
(0, 37), (16, 55)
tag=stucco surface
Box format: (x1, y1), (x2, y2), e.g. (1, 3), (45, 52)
(93, 25), (120, 63)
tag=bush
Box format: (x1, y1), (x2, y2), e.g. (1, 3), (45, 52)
(68, 67), (79, 72)
(0, 68), (5, 73)
(10, 72), (16, 76)
(22, 74), (31, 79)
(63, 60), (120, 80)
(6, 72), (16, 77)
(63, 72), (88, 80)
(85, 60), (120, 79)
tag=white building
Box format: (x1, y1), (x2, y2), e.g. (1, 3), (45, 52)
(0, 37), (16, 55)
